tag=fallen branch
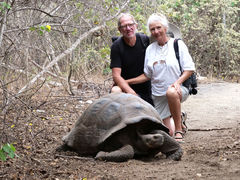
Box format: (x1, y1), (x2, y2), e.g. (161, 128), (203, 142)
(0, 174), (8, 178)
(55, 154), (94, 161)
(189, 127), (232, 131)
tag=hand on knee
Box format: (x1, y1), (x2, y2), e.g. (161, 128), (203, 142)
(166, 86), (177, 96)
(167, 86), (181, 100)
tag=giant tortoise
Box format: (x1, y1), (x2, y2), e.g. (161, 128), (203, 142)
(57, 93), (182, 162)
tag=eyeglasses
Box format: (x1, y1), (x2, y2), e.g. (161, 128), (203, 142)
(119, 23), (135, 30)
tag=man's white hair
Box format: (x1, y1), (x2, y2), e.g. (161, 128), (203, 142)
(117, 13), (136, 27)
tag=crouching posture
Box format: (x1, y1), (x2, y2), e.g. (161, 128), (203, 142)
(127, 13), (195, 143)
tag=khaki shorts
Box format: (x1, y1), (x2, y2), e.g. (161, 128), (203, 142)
(152, 86), (189, 120)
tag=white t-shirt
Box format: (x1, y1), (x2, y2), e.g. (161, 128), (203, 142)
(144, 38), (195, 96)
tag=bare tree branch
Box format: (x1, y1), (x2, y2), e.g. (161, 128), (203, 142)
(0, 62), (62, 86)
(0, 9), (7, 47)
(8, 7), (64, 18)
(18, 24), (106, 94)
(1, 0), (131, 95)
(30, 60), (77, 83)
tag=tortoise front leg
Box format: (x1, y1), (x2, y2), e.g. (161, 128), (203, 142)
(154, 130), (183, 161)
(95, 145), (134, 162)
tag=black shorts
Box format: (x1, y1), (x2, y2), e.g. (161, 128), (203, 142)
(138, 93), (154, 107)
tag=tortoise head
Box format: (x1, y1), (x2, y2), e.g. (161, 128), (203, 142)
(138, 132), (164, 148)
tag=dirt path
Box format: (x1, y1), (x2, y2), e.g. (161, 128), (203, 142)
(1, 81), (240, 180)
(183, 81), (240, 130)
(178, 81), (240, 180)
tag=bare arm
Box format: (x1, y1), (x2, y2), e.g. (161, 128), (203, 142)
(175, 70), (193, 85)
(171, 70), (194, 98)
(112, 67), (137, 95)
(126, 73), (150, 85)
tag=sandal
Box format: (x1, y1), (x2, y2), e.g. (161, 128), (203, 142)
(181, 112), (188, 135)
(174, 131), (185, 143)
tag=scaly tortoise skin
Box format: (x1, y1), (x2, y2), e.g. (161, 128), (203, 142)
(58, 93), (182, 162)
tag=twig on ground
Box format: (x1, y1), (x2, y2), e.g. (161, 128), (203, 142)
(189, 127), (232, 131)
(55, 154), (94, 161)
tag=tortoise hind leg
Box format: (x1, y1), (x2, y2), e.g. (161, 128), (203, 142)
(95, 145), (134, 162)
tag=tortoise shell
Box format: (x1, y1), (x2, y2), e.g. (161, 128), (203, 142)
(62, 93), (169, 155)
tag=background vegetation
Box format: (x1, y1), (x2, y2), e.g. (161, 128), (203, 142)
(0, 0), (239, 153)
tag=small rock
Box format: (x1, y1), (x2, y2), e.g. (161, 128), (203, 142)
(196, 173), (202, 177)
(86, 100), (93, 104)
(36, 109), (45, 113)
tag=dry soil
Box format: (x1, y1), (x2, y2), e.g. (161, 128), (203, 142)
(1, 80), (240, 180)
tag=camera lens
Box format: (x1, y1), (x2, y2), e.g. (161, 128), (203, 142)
(191, 88), (198, 95)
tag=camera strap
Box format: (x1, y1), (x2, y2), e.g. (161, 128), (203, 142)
(174, 38), (191, 90)
(173, 38), (183, 73)
(173, 38), (198, 94)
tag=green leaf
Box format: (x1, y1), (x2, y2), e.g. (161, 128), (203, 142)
(1, 144), (16, 160)
(2, 144), (13, 154)
(8, 152), (15, 158)
(29, 27), (36, 31)
(231, 2), (236, 7)
(39, 30), (44, 35)
(0, 2), (11, 11)
(9, 144), (16, 152)
(40, 26), (45, 30)
(0, 150), (7, 161)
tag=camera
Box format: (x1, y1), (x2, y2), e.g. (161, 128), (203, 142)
(189, 85), (198, 95)
(189, 73), (198, 95)
(182, 73), (198, 95)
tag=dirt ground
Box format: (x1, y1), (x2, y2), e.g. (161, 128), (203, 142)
(0, 80), (240, 180)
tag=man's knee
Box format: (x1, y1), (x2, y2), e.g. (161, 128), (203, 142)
(111, 86), (122, 93)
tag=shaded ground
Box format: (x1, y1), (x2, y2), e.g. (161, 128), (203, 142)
(0, 80), (240, 180)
